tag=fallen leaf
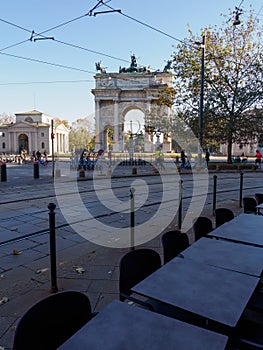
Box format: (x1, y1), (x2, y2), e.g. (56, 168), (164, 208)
(36, 268), (48, 274)
(0, 297), (9, 305)
(13, 250), (21, 255)
(73, 266), (85, 274)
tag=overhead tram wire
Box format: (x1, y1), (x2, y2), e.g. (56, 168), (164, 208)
(0, 0), (109, 51)
(0, 18), (130, 64)
(0, 51), (94, 74)
(0, 79), (93, 86)
(99, 1), (185, 44)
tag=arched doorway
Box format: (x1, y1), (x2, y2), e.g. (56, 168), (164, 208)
(123, 109), (145, 154)
(18, 134), (29, 152)
(103, 125), (114, 151)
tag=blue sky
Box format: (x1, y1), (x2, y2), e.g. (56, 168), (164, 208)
(0, 0), (262, 124)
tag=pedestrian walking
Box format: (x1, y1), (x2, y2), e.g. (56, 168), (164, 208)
(181, 150), (186, 167)
(205, 149), (210, 167)
(255, 149), (262, 169)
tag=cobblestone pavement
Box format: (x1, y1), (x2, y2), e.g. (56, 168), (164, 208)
(0, 161), (262, 349)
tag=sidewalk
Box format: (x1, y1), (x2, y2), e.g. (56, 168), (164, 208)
(0, 162), (261, 349)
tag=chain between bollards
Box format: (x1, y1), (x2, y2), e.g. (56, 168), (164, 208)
(48, 203), (58, 293)
(130, 187), (135, 251)
(178, 180), (183, 230)
(213, 175), (217, 215)
(239, 171), (243, 208)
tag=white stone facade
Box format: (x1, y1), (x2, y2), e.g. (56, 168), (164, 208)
(0, 110), (69, 155)
(92, 72), (174, 152)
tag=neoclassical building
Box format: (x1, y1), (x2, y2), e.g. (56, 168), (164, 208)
(0, 110), (69, 155)
(92, 57), (174, 153)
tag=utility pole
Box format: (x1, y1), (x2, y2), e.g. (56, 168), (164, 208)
(197, 35), (206, 168)
(51, 119), (55, 178)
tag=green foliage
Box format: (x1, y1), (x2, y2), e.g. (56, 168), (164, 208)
(171, 7), (263, 162)
(145, 104), (172, 135)
(156, 87), (176, 108)
(69, 117), (93, 151)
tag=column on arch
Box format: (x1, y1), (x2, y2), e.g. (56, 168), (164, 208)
(113, 99), (120, 152)
(144, 101), (153, 152)
(95, 99), (101, 151)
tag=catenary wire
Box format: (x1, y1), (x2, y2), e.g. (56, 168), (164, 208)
(0, 80), (93, 85)
(100, 1), (185, 44)
(0, 51), (94, 73)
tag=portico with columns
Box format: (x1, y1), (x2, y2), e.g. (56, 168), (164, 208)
(0, 110), (69, 155)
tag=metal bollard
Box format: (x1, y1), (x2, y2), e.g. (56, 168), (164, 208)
(213, 175), (217, 215)
(0, 162), (7, 182)
(79, 168), (85, 178)
(55, 169), (61, 177)
(48, 203), (58, 293)
(130, 187), (135, 250)
(132, 167), (137, 175)
(33, 161), (39, 179)
(239, 171), (243, 208)
(178, 180), (183, 230)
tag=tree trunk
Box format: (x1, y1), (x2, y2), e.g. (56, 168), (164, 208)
(227, 140), (232, 163)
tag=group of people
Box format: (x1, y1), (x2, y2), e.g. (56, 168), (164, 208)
(71, 149), (106, 171)
(180, 150), (192, 169)
(32, 150), (48, 166)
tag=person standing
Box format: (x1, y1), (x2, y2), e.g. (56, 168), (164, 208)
(205, 149), (210, 167)
(181, 150), (186, 168)
(255, 149), (262, 169)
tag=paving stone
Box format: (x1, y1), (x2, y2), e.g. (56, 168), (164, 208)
(0, 168), (262, 349)
(0, 249), (47, 271)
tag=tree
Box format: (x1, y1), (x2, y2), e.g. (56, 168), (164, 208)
(172, 7), (263, 162)
(69, 118), (93, 151)
(0, 113), (15, 124)
(54, 118), (69, 128)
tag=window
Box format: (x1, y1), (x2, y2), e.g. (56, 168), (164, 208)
(41, 142), (45, 149)
(2, 142), (5, 149)
(25, 116), (33, 123)
(41, 132), (44, 137)
(2, 133), (5, 137)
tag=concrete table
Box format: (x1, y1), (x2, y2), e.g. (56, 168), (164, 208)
(207, 213), (263, 247)
(132, 258), (259, 330)
(256, 203), (263, 214)
(57, 300), (228, 350)
(182, 237), (263, 277)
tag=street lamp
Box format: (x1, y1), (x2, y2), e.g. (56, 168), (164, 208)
(127, 120), (140, 161)
(195, 35), (206, 168)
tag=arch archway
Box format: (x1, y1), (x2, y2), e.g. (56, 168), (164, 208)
(18, 134), (28, 152)
(92, 70), (174, 152)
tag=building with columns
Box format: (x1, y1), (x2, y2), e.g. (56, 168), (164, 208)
(92, 66), (174, 153)
(0, 110), (69, 155)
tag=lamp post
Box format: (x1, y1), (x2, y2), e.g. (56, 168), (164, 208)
(128, 121), (135, 161)
(196, 35), (206, 168)
(127, 120), (140, 161)
(51, 120), (55, 178)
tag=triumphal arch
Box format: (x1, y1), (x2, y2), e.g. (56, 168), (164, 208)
(92, 56), (174, 152)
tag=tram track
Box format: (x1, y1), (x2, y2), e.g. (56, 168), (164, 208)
(1, 173), (263, 246)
